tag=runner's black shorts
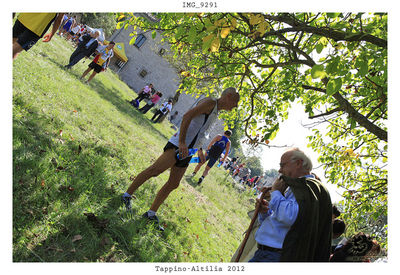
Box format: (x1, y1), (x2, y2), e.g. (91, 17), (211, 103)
(13, 19), (54, 51)
(163, 142), (193, 168)
(205, 151), (219, 168)
(89, 61), (103, 73)
(13, 20), (40, 51)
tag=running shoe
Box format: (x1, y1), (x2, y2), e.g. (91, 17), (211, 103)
(198, 177), (204, 184)
(121, 194), (132, 211)
(142, 211), (165, 231)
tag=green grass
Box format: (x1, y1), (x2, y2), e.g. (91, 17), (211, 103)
(12, 36), (255, 262)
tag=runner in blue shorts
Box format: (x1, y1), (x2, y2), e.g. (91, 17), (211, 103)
(191, 130), (232, 184)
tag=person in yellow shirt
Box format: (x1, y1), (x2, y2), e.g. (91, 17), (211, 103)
(80, 41), (115, 83)
(13, 13), (64, 60)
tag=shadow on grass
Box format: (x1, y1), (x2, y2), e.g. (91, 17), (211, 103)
(46, 56), (70, 70)
(22, 203), (182, 262)
(13, 57), (189, 262)
(183, 175), (205, 194)
(12, 95), (143, 262)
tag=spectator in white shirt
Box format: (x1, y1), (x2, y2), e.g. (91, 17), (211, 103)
(151, 99), (173, 123)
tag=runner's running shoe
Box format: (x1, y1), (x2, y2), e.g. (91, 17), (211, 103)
(121, 194), (132, 211)
(142, 211), (165, 231)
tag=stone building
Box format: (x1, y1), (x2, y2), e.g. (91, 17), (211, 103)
(106, 19), (226, 146)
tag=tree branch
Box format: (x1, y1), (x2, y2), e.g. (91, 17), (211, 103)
(302, 84), (387, 142)
(263, 13), (387, 48)
(308, 107), (342, 119)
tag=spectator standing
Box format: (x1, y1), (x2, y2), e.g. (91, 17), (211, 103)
(331, 219), (346, 252)
(135, 84), (154, 102)
(233, 163), (245, 178)
(64, 30), (100, 69)
(77, 24), (86, 40)
(248, 148), (332, 262)
(57, 14), (69, 36)
(151, 99), (173, 123)
(70, 23), (81, 44)
(61, 15), (74, 38)
(139, 92), (163, 114)
(65, 16), (77, 41)
(80, 41), (115, 83)
(241, 173), (249, 185)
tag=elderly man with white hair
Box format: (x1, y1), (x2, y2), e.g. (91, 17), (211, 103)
(249, 147), (332, 262)
(65, 30), (100, 69)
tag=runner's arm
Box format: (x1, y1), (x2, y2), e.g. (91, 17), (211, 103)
(222, 141), (231, 162)
(43, 13), (65, 42)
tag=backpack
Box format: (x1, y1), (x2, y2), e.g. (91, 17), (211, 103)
(131, 99), (139, 108)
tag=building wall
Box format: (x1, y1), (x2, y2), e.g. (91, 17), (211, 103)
(109, 27), (176, 96)
(108, 26), (226, 147)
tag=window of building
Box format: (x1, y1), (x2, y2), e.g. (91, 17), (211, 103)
(139, 69), (148, 78)
(134, 34), (147, 48)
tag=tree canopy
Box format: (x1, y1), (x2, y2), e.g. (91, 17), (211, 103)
(117, 12), (387, 247)
(80, 13), (117, 37)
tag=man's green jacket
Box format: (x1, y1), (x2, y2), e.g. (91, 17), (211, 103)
(280, 175), (332, 261)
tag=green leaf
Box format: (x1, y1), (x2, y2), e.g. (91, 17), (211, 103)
(315, 43), (324, 54)
(202, 34), (215, 52)
(347, 42), (356, 51)
(176, 26), (185, 38)
(206, 25), (217, 31)
(326, 59), (339, 74)
(359, 61), (368, 76)
(349, 118), (356, 129)
(326, 78), (342, 96)
(188, 26), (197, 43)
(269, 130), (278, 141)
(319, 37), (329, 46)
(311, 64), (326, 79)
(152, 31), (157, 39)
(355, 58), (368, 76)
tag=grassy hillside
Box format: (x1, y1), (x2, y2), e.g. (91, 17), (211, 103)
(12, 36), (255, 262)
